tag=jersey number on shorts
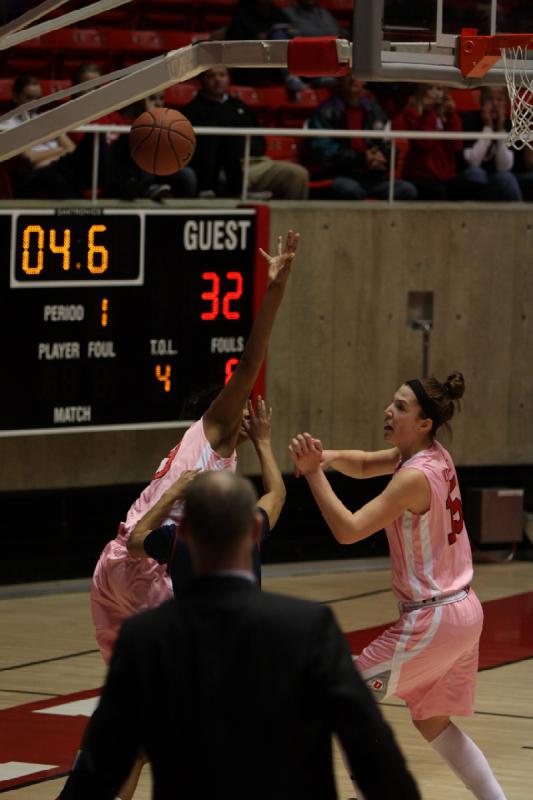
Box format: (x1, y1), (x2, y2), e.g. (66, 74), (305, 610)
(446, 475), (464, 545)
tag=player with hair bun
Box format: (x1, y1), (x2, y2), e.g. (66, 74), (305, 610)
(289, 372), (507, 800)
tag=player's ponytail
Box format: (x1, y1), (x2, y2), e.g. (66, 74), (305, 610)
(418, 371), (465, 437)
(442, 371), (465, 401)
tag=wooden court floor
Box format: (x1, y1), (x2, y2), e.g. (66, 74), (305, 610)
(1, 559), (532, 799)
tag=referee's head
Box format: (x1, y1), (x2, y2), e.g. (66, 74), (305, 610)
(181, 471), (259, 570)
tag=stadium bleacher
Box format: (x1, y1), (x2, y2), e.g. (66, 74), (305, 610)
(0, 1), (484, 185)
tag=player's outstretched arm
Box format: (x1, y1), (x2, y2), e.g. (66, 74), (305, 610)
(127, 469), (199, 559)
(203, 230), (299, 457)
(244, 396), (286, 529)
(289, 433), (426, 544)
(321, 446), (399, 478)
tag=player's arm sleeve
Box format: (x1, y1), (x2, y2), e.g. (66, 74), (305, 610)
(58, 626), (141, 799)
(142, 524), (175, 564)
(311, 607), (421, 800)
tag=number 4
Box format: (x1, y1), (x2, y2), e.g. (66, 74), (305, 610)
(446, 474), (464, 545)
(155, 364), (171, 392)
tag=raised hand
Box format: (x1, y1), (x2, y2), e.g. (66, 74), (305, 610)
(289, 432), (322, 476)
(168, 469), (200, 501)
(259, 230), (300, 287)
(242, 395), (272, 447)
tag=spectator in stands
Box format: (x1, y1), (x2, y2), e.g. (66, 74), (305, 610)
(392, 84), (463, 201)
(69, 63), (122, 148)
(225, 0), (305, 94)
(283, 0), (348, 89)
(5, 74), (107, 199)
(458, 85), (523, 201)
(106, 96), (197, 201)
(306, 73), (417, 200)
(184, 67), (309, 199)
(284, 0), (346, 38)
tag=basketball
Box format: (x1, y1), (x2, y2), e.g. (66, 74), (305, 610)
(129, 107), (196, 175)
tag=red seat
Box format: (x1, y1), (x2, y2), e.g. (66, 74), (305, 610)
(3, 33), (52, 77)
(449, 88), (481, 112)
(45, 27), (108, 51)
(140, 0), (197, 30)
(41, 79), (72, 96)
(43, 28), (110, 78)
(0, 79), (13, 103)
(199, 0), (237, 31)
(0, 163), (13, 199)
(277, 87), (330, 128)
(230, 85), (272, 125)
(264, 135), (300, 161)
(105, 29), (180, 69)
(164, 82), (199, 108)
(230, 85), (263, 108)
(84, 0), (142, 27)
(165, 31), (210, 49)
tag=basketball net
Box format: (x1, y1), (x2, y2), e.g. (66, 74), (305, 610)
(502, 45), (533, 150)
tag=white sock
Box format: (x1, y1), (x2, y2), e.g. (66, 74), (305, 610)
(431, 722), (507, 800)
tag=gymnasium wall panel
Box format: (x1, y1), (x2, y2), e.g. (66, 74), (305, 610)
(0, 203), (531, 492)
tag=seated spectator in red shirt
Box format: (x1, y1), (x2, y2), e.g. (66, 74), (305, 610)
(393, 84), (462, 201)
(306, 74), (417, 200)
(458, 85), (522, 201)
(5, 74), (108, 199)
(184, 67), (309, 199)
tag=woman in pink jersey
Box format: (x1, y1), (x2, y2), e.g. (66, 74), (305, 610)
(88, 231), (298, 800)
(289, 373), (507, 800)
(92, 229), (299, 664)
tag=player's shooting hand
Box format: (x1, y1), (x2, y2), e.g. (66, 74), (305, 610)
(260, 230), (299, 287)
(289, 432), (322, 476)
(243, 395), (272, 447)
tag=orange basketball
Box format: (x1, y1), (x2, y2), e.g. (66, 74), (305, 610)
(129, 107), (196, 175)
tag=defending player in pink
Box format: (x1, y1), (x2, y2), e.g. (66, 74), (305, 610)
(290, 372), (507, 800)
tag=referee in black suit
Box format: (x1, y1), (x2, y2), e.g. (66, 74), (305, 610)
(60, 471), (420, 800)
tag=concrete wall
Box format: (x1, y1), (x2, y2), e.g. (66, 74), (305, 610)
(1, 203), (531, 491)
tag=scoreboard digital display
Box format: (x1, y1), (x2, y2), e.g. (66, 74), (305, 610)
(0, 208), (268, 435)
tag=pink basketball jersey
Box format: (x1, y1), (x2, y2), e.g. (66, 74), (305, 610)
(385, 441), (473, 603)
(121, 417), (237, 539)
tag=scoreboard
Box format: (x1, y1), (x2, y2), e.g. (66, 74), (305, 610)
(0, 207), (268, 435)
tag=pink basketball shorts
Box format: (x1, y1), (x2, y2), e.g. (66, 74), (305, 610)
(356, 589), (484, 719)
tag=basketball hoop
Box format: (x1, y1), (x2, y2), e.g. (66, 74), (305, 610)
(458, 31), (533, 151)
(501, 44), (533, 150)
